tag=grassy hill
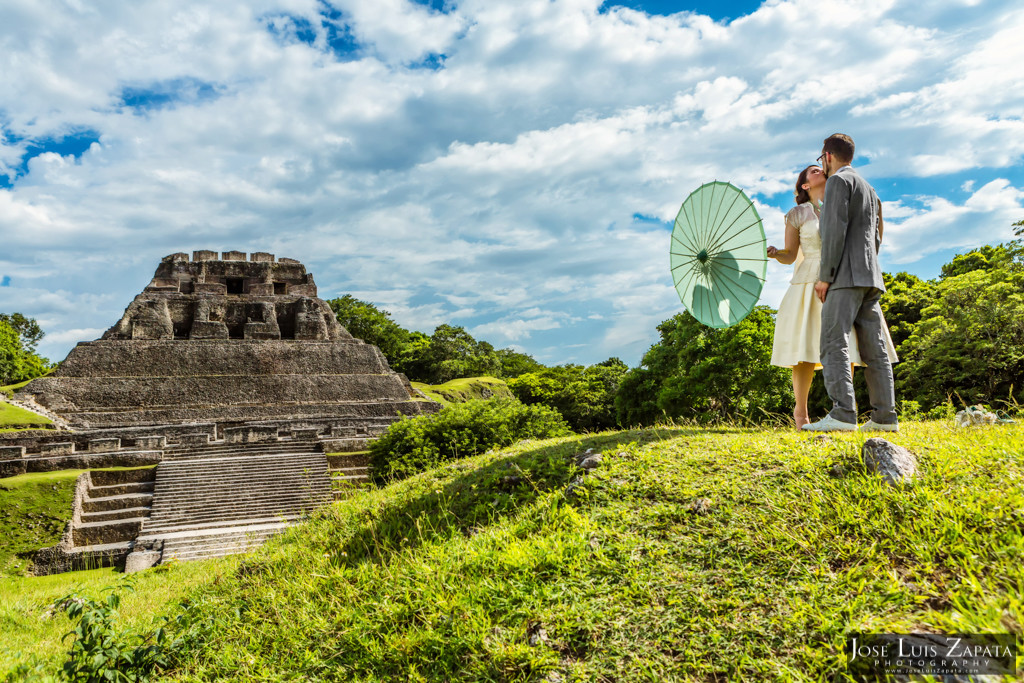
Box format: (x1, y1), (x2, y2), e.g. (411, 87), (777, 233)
(3, 421), (1022, 680)
(412, 376), (514, 405)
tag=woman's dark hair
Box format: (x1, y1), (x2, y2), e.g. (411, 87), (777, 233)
(794, 165), (818, 205)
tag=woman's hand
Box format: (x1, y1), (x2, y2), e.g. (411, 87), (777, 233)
(767, 245), (779, 259)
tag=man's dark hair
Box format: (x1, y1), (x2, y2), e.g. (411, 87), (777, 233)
(822, 133), (855, 162)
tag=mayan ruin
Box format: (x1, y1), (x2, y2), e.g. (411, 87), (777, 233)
(0, 251), (439, 574)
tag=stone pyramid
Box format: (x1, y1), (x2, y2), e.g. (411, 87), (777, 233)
(17, 250), (436, 431)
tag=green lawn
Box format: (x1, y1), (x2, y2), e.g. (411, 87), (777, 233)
(0, 470), (82, 576)
(4, 421), (1022, 681)
(411, 376), (514, 405)
(0, 399), (52, 428)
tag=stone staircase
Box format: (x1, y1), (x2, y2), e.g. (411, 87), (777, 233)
(73, 468), (155, 550)
(327, 452), (372, 500)
(136, 442), (332, 563)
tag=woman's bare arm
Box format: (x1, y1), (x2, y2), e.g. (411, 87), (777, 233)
(767, 223), (800, 265)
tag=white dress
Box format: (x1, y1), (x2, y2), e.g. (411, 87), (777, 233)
(770, 203), (898, 369)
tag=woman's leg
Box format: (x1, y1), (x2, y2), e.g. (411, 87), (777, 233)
(792, 362), (815, 429)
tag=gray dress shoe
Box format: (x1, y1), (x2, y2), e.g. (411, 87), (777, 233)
(801, 415), (858, 432)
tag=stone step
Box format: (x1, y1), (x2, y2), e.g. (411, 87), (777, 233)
(163, 442), (322, 454)
(147, 494), (330, 518)
(141, 518), (299, 538)
(156, 452), (325, 467)
(148, 494), (330, 517)
(153, 470), (327, 485)
(73, 518), (145, 546)
(147, 499), (327, 520)
(161, 450), (321, 463)
(89, 481), (155, 497)
(90, 468), (157, 486)
(326, 453), (370, 468)
(154, 461), (326, 477)
(81, 506), (151, 523)
(152, 482), (330, 499)
(82, 492), (153, 513)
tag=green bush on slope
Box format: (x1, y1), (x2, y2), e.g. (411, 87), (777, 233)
(369, 398), (571, 482)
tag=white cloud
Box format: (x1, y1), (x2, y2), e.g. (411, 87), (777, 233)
(1, 0), (1023, 368)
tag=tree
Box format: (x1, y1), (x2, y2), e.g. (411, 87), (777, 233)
(897, 259), (1024, 408)
(326, 295), (410, 366)
(0, 313), (44, 353)
(615, 306), (791, 425)
(0, 314), (51, 385)
(508, 359), (628, 432)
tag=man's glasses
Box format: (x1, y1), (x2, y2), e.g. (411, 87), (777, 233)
(817, 152), (827, 164)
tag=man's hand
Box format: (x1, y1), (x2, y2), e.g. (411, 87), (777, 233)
(815, 280), (830, 303)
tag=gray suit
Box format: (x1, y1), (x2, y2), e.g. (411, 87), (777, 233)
(818, 165), (896, 424)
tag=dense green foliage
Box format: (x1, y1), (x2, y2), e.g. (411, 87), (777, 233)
(368, 398), (571, 482)
(326, 296), (542, 384)
(615, 306), (791, 425)
(508, 358), (628, 432)
(72, 422), (1023, 681)
(0, 313), (51, 386)
(881, 238), (1024, 410)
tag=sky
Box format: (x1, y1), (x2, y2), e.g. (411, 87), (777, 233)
(1, 0), (1023, 368)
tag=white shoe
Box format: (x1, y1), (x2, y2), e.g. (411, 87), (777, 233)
(802, 415), (857, 432)
(861, 419), (899, 433)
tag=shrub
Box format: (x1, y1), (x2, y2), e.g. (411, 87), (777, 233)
(369, 398), (571, 482)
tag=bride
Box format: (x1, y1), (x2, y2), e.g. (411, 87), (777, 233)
(767, 165), (897, 429)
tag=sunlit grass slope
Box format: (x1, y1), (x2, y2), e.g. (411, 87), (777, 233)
(167, 421), (1023, 681)
(411, 377), (513, 405)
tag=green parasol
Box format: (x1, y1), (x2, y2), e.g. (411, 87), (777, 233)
(669, 181), (767, 328)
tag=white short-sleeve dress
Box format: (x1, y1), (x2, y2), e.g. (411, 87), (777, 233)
(770, 203), (898, 369)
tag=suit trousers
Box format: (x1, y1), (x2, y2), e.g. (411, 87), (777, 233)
(820, 286), (897, 424)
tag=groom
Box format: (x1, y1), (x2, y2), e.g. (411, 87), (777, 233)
(803, 134), (898, 433)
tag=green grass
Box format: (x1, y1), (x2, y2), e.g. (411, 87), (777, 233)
(4, 422), (1021, 680)
(0, 398), (53, 428)
(411, 376), (514, 405)
(0, 560), (238, 674)
(156, 420), (1023, 681)
(0, 470), (82, 576)
(0, 468), (158, 577)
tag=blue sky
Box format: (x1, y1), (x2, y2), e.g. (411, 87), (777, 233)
(1, 0), (1023, 368)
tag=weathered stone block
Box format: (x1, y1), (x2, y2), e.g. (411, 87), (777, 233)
(193, 283), (227, 295)
(0, 445), (26, 459)
(250, 252), (275, 262)
(193, 250), (217, 261)
(291, 428), (321, 440)
(246, 283), (274, 296)
(164, 252), (189, 263)
(0, 459), (27, 477)
(88, 438), (121, 452)
(289, 284), (318, 297)
(222, 251), (246, 261)
(134, 436), (166, 449)
(190, 321), (229, 339)
(224, 426), (279, 444)
(278, 257), (300, 264)
(177, 433), (210, 447)
(40, 442), (75, 456)
(245, 322), (281, 340)
(124, 550), (162, 573)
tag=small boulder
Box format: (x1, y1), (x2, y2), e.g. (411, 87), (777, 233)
(124, 550), (162, 573)
(862, 438), (918, 486)
(575, 448), (603, 470)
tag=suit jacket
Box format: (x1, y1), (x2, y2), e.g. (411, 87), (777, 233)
(818, 165), (885, 290)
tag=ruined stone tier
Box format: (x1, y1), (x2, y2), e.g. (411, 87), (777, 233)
(102, 252), (351, 342)
(17, 340), (434, 429)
